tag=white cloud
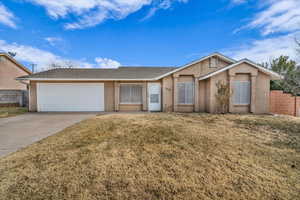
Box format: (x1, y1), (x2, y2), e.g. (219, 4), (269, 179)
(95, 57), (121, 68)
(25, 0), (188, 29)
(229, 0), (300, 63)
(142, 0), (188, 20)
(246, 0), (300, 35)
(0, 3), (17, 28)
(44, 37), (63, 46)
(225, 32), (300, 63)
(0, 39), (121, 71)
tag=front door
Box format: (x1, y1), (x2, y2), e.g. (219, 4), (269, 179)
(148, 83), (161, 111)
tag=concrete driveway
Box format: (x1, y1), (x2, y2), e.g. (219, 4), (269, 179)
(0, 113), (96, 158)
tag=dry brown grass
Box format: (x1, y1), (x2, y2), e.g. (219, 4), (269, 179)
(0, 113), (299, 200)
(0, 107), (27, 118)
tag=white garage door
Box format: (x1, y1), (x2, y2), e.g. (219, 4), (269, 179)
(37, 83), (105, 112)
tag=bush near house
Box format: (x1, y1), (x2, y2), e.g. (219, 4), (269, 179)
(0, 113), (299, 200)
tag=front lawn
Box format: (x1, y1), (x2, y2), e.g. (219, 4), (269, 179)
(0, 107), (27, 118)
(0, 113), (299, 200)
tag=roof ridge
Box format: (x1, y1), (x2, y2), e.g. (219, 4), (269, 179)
(120, 66), (177, 68)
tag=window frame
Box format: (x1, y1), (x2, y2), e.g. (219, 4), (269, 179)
(119, 83), (143, 104)
(233, 81), (251, 106)
(177, 81), (195, 105)
(209, 57), (219, 68)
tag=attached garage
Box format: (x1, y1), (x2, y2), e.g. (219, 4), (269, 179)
(37, 83), (104, 112)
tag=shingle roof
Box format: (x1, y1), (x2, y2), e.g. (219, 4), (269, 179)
(17, 67), (178, 80)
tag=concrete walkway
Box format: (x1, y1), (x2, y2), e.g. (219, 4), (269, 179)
(0, 113), (96, 158)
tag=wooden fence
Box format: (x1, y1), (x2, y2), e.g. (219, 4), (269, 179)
(0, 90), (28, 107)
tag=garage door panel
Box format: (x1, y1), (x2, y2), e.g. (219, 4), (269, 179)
(37, 83), (104, 112)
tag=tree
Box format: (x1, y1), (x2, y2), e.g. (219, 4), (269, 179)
(215, 81), (232, 114)
(296, 39), (300, 55)
(39, 60), (76, 72)
(263, 56), (300, 95)
(49, 60), (75, 69)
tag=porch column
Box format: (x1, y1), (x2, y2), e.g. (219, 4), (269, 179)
(142, 82), (147, 111)
(250, 75), (257, 113)
(194, 76), (200, 112)
(114, 81), (120, 111)
(229, 75), (235, 113)
(173, 74), (179, 112)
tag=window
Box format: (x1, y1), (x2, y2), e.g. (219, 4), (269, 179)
(120, 84), (143, 104)
(209, 57), (218, 68)
(177, 82), (194, 104)
(234, 81), (251, 105)
(150, 94), (159, 103)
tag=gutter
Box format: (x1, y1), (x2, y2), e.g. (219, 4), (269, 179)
(17, 79), (29, 85)
(16, 78), (161, 81)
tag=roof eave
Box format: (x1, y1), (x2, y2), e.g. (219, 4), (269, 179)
(154, 52), (236, 80)
(16, 78), (160, 81)
(0, 54), (31, 74)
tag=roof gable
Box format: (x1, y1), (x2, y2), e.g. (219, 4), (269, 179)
(155, 52), (236, 80)
(0, 54), (31, 74)
(199, 59), (282, 80)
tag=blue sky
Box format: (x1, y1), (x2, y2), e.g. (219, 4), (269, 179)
(0, 0), (299, 71)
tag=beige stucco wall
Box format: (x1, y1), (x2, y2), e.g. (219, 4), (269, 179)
(160, 57), (233, 113)
(198, 80), (206, 112)
(255, 72), (270, 114)
(162, 76), (173, 112)
(119, 104), (143, 112)
(227, 63), (271, 114)
(29, 81), (37, 112)
(0, 56), (30, 90)
(174, 56), (231, 78)
(105, 82), (115, 112)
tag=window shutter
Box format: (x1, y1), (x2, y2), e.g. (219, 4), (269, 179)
(234, 82), (240, 104)
(120, 84), (142, 104)
(177, 82), (194, 104)
(177, 83), (185, 104)
(234, 81), (251, 105)
(186, 82), (194, 104)
(243, 82), (251, 104)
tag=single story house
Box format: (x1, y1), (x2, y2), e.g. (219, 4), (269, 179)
(0, 53), (31, 90)
(17, 53), (281, 113)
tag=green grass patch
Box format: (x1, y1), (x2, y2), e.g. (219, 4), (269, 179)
(0, 107), (27, 118)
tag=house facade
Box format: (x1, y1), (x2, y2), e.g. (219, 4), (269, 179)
(0, 53), (31, 90)
(17, 53), (281, 113)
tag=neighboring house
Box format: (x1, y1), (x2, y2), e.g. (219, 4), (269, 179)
(17, 53), (281, 113)
(0, 53), (31, 90)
